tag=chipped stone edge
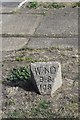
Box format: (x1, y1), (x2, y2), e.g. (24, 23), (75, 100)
(51, 62), (62, 97)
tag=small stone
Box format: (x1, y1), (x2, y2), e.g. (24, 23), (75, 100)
(72, 54), (78, 58)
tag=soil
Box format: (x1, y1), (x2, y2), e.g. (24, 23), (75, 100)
(2, 46), (79, 118)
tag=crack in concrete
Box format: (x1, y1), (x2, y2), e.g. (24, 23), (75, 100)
(33, 16), (44, 35)
(0, 12), (46, 15)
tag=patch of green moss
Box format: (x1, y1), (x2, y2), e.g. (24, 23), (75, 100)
(7, 110), (23, 118)
(29, 99), (60, 118)
(26, 2), (66, 9)
(30, 99), (53, 117)
(26, 2), (39, 9)
(6, 98), (15, 106)
(72, 2), (80, 8)
(63, 102), (78, 111)
(48, 3), (65, 9)
(7, 67), (31, 82)
(15, 56), (48, 63)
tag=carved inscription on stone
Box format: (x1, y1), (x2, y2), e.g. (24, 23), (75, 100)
(31, 62), (62, 96)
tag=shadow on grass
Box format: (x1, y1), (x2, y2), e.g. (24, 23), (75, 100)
(3, 68), (41, 95)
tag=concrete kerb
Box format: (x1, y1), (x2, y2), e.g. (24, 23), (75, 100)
(26, 37), (78, 49)
(1, 37), (29, 51)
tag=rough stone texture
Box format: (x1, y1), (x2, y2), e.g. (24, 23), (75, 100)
(31, 61), (62, 96)
(27, 37), (78, 49)
(2, 14), (43, 35)
(2, 37), (29, 51)
(35, 7), (78, 36)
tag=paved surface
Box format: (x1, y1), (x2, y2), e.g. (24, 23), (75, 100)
(27, 37), (78, 49)
(2, 37), (29, 51)
(35, 8), (78, 36)
(2, 14), (43, 35)
(1, 3), (79, 51)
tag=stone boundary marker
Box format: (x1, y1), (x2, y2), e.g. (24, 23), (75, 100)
(31, 61), (62, 97)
